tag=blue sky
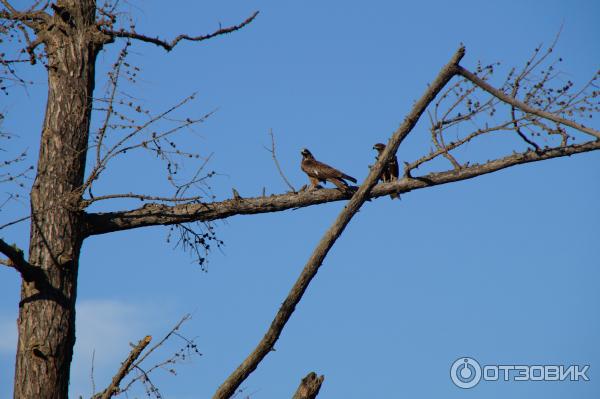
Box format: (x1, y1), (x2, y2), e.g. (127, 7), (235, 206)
(1, 1), (599, 398)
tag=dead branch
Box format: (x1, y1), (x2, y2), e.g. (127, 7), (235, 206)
(84, 138), (599, 237)
(83, 95), (214, 201)
(266, 129), (296, 192)
(132, 314), (191, 368)
(508, 36), (561, 152)
(292, 372), (324, 399)
(82, 192), (203, 206)
(94, 42), (130, 170)
(211, 45), (466, 399)
(0, 238), (48, 286)
(0, 1), (49, 27)
(410, 118), (528, 173)
(117, 314), (200, 397)
(101, 11), (259, 51)
(0, 0), (16, 13)
(457, 65), (600, 139)
(0, 215), (32, 231)
(93, 335), (152, 399)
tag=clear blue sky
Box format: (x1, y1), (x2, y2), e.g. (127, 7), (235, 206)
(1, 1), (599, 398)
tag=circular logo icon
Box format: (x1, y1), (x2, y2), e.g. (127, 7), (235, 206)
(450, 357), (482, 389)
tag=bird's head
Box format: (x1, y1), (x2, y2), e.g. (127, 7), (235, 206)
(373, 143), (386, 153)
(301, 148), (313, 159)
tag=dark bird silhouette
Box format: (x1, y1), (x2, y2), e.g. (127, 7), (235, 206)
(373, 143), (399, 199)
(300, 148), (357, 191)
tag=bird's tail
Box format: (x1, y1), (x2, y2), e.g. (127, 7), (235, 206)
(342, 173), (357, 184)
(330, 178), (349, 190)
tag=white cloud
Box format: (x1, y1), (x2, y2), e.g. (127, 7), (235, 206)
(75, 300), (143, 365)
(71, 299), (154, 398)
(0, 299), (175, 398)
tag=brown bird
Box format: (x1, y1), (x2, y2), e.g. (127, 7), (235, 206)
(373, 143), (399, 199)
(300, 148), (357, 191)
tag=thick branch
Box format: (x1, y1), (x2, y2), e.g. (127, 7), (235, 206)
(211, 45), (465, 399)
(0, 238), (47, 284)
(85, 139), (600, 237)
(457, 65), (600, 140)
(0, 238), (69, 307)
(292, 372), (324, 399)
(101, 11), (259, 51)
(93, 335), (152, 399)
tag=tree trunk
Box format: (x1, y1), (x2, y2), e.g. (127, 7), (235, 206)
(14, 1), (99, 397)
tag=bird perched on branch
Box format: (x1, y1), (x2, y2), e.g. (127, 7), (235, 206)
(373, 143), (399, 199)
(300, 148), (357, 191)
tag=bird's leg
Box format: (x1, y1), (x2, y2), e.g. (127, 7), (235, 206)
(309, 177), (321, 190)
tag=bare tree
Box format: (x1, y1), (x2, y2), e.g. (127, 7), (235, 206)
(0, 2), (598, 399)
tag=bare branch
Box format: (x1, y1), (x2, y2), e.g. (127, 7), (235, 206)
(132, 314), (190, 368)
(0, 238), (49, 287)
(83, 94), (212, 197)
(0, 215), (30, 231)
(101, 11), (259, 51)
(511, 105), (541, 151)
(86, 139), (600, 237)
(0, 0), (16, 14)
(0, 0), (49, 27)
(15, 23), (42, 64)
(292, 372), (324, 399)
(409, 118), (526, 173)
(266, 129), (296, 192)
(93, 335), (152, 399)
(83, 192), (202, 206)
(117, 314), (200, 397)
(211, 45), (466, 399)
(457, 66), (600, 139)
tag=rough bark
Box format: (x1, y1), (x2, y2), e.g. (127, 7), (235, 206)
(292, 372), (324, 399)
(14, 1), (100, 398)
(84, 138), (600, 236)
(1, 2), (597, 397)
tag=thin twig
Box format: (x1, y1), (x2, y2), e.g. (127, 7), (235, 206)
(457, 66), (600, 139)
(91, 349), (96, 396)
(0, 215), (30, 231)
(101, 11), (259, 51)
(266, 129), (296, 192)
(84, 192), (202, 205)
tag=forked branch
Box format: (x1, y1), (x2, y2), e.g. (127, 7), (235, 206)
(211, 45), (466, 399)
(457, 65), (600, 139)
(93, 335), (152, 399)
(85, 139), (600, 237)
